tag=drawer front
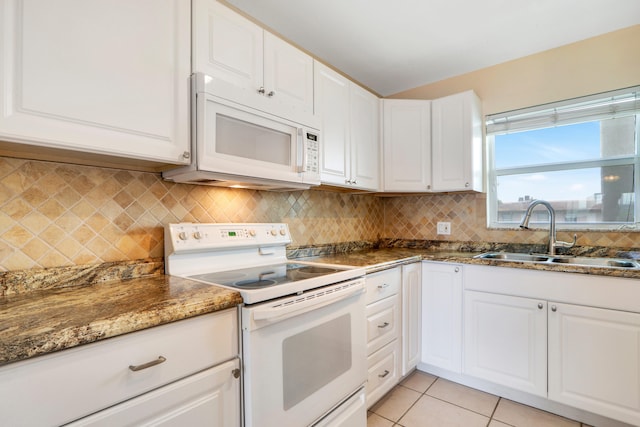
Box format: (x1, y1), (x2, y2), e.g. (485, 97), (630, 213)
(366, 339), (400, 408)
(366, 267), (401, 305)
(0, 309), (238, 427)
(67, 359), (241, 427)
(366, 295), (400, 355)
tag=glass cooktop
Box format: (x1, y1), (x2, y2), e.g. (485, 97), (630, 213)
(188, 263), (344, 290)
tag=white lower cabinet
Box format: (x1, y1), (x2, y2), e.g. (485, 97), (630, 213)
(67, 358), (240, 427)
(460, 264), (640, 426)
(420, 262), (462, 373)
(463, 290), (547, 397)
(0, 310), (240, 427)
(401, 262), (421, 375)
(365, 267), (401, 407)
(548, 302), (640, 426)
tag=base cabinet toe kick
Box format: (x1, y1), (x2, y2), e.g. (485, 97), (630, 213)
(420, 261), (640, 427)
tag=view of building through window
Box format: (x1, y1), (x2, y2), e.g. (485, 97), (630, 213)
(488, 112), (638, 228)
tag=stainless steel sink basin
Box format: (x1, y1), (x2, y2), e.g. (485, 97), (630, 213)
(474, 252), (640, 269)
(476, 253), (551, 262)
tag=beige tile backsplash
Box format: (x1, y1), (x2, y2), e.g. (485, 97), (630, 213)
(0, 156), (638, 271)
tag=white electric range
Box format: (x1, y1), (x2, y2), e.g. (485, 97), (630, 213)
(165, 223), (367, 427)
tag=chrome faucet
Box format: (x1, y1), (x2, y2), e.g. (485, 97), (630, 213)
(519, 199), (577, 255)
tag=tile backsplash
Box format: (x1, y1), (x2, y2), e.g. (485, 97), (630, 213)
(0, 156), (638, 272)
(0, 157), (381, 271)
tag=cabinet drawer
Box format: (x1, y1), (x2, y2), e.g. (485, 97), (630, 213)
(366, 339), (400, 408)
(67, 358), (241, 427)
(366, 268), (401, 305)
(0, 309), (238, 427)
(366, 294), (400, 355)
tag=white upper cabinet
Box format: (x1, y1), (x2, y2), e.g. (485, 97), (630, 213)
(193, 0), (315, 127)
(383, 100), (432, 192)
(314, 61), (380, 191)
(382, 91), (483, 193)
(0, 0), (191, 169)
(349, 83), (380, 190)
(431, 90), (483, 192)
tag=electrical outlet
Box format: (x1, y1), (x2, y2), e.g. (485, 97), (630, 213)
(437, 222), (451, 235)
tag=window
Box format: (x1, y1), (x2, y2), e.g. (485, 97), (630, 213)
(486, 87), (640, 229)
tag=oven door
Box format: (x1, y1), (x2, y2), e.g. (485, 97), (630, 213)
(241, 278), (367, 427)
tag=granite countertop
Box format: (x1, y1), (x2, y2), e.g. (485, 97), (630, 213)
(0, 264), (241, 367)
(304, 246), (640, 280)
(3, 243), (639, 367)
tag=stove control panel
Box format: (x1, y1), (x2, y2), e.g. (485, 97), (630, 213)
(165, 223), (291, 253)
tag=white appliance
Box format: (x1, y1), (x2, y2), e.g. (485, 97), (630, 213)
(162, 73), (321, 191)
(165, 223), (367, 427)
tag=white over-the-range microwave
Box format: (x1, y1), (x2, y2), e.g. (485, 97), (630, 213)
(163, 73), (321, 191)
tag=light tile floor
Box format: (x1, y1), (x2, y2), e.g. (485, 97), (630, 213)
(368, 371), (594, 427)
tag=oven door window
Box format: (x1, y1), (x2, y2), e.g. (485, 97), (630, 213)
(282, 314), (351, 410)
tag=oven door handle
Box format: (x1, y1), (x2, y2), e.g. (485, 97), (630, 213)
(251, 282), (365, 323)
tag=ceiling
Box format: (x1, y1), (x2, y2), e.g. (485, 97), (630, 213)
(223, 0), (640, 96)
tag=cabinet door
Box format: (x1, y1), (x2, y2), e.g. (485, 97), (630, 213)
(349, 83), (380, 191)
(0, 0), (190, 166)
(263, 32), (314, 118)
(383, 100), (432, 192)
(315, 62), (350, 186)
(431, 91), (483, 192)
(68, 359), (241, 427)
(401, 262), (422, 375)
(548, 303), (640, 426)
(192, 0), (263, 107)
(464, 291), (547, 397)
(421, 262), (462, 373)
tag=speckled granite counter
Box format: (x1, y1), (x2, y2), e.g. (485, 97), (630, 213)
(0, 260), (241, 366)
(3, 241), (640, 367)
(296, 243), (640, 280)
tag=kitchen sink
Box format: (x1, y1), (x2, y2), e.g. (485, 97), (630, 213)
(474, 252), (640, 269)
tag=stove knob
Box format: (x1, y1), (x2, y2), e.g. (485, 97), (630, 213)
(279, 229), (286, 236)
(193, 231), (202, 240)
(249, 230), (256, 237)
(178, 231), (188, 240)
(270, 229), (277, 236)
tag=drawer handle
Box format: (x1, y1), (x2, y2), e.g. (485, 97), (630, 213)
(378, 322), (390, 329)
(232, 368), (240, 379)
(129, 356), (167, 372)
(378, 370), (390, 378)
(377, 283), (389, 289)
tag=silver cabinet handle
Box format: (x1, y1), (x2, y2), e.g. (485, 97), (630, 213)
(378, 370), (390, 378)
(551, 305), (557, 312)
(377, 283), (389, 289)
(378, 322), (390, 329)
(538, 303), (543, 309)
(267, 90), (275, 97)
(129, 356), (166, 372)
(258, 87), (265, 94)
(232, 368), (240, 379)
(454, 267), (460, 273)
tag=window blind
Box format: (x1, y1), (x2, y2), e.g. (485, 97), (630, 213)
(486, 86), (640, 135)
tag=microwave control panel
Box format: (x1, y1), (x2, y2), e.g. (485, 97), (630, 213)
(305, 132), (319, 173)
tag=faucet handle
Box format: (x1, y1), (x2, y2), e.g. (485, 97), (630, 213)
(555, 234), (577, 249)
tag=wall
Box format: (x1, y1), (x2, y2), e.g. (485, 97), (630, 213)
(0, 157), (382, 271)
(383, 25), (640, 248)
(389, 25), (640, 115)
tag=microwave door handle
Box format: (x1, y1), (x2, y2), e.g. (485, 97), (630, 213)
(297, 128), (306, 173)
